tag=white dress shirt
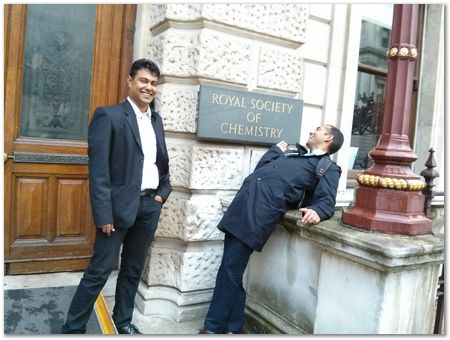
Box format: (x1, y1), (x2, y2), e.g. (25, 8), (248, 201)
(127, 97), (159, 190)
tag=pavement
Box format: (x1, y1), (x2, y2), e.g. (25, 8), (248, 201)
(3, 270), (204, 335)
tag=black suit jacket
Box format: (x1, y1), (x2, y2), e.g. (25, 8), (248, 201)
(88, 100), (172, 229)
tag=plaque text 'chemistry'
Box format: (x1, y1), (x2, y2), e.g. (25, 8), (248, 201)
(197, 85), (303, 145)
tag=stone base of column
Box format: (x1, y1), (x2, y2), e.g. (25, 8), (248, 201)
(342, 186), (432, 235)
(135, 284), (213, 322)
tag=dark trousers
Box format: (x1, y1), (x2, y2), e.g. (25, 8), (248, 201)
(62, 196), (162, 333)
(204, 233), (254, 334)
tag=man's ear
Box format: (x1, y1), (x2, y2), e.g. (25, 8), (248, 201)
(324, 134), (333, 143)
(126, 75), (133, 88)
(323, 135), (333, 152)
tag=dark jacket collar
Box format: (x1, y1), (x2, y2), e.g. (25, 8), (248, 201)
(295, 143), (308, 155)
(283, 143), (330, 158)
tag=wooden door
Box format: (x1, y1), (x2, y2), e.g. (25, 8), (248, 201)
(4, 4), (136, 274)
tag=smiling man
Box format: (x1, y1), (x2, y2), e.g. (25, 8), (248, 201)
(62, 59), (172, 334)
(199, 124), (344, 334)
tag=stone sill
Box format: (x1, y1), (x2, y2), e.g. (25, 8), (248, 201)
(281, 209), (444, 272)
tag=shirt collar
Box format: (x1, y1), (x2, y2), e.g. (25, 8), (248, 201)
(305, 150), (326, 156)
(294, 143), (326, 156)
(127, 96), (151, 117)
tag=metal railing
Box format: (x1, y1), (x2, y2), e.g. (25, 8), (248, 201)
(420, 148), (444, 334)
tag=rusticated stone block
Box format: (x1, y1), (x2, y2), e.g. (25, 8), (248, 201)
(150, 4), (202, 27)
(150, 4), (308, 43)
(190, 145), (244, 190)
(198, 29), (251, 84)
(183, 195), (224, 241)
(155, 195), (185, 239)
(202, 4), (308, 43)
(148, 29), (251, 84)
(258, 46), (303, 92)
(166, 143), (192, 189)
(166, 143), (245, 190)
(180, 251), (222, 290)
(143, 244), (224, 291)
(149, 30), (199, 77)
(155, 84), (198, 133)
(156, 194), (225, 241)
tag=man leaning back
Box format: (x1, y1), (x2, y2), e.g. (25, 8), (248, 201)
(199, 124), (344, 334)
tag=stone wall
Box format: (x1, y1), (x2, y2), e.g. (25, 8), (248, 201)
(244, 208), (444, 334)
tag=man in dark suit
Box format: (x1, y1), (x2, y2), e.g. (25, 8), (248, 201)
(199, 124), (344, 334)
(62, 59), (171, 334)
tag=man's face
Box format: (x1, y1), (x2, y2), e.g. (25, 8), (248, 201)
(306, 124), (332, 150)
(127, 69), (158, 111)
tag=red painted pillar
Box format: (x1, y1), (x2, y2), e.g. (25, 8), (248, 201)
(342, 4), (432, 235)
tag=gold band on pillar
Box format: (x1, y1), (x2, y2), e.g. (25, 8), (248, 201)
(386, 45), (418, 60)
(356, 173), (426, 191)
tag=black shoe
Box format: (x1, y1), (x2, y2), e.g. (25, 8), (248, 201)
(198, 328), (216, 334)
(116, 323), (142, 334)
(61, 323), (85, 334)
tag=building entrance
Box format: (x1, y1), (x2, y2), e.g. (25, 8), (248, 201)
(4, 4), (136, 274)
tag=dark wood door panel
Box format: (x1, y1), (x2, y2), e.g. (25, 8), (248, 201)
(55, 178), (91, 238)
(7, 163), (94, 262)
(14, 177), (49, 240)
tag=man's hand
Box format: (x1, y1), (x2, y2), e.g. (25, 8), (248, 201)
(299, 208), (320, 226)
(276, 140), (289, 152)
(154, 195), (164, 204)
(99, 224), (115, 236)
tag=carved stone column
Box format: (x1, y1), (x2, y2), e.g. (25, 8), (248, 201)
(342, 4), (432, 235)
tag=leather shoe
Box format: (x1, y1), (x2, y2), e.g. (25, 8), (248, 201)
(116, 323), (142, 334)
(198, 328), (215, 334)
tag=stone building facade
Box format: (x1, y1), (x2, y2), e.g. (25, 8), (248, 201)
(130, 4), (444, 333)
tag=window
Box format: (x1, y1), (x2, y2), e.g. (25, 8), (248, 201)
(349, 5), (393, 171)
(20, 5), (96, 140)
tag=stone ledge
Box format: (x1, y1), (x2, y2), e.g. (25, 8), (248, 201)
(281, 209), (444, 271)
(221, 199), (444, 271)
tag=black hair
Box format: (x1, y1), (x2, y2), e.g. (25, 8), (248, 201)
(325, 125), (344, 154)
(129, 59), (160, 79)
